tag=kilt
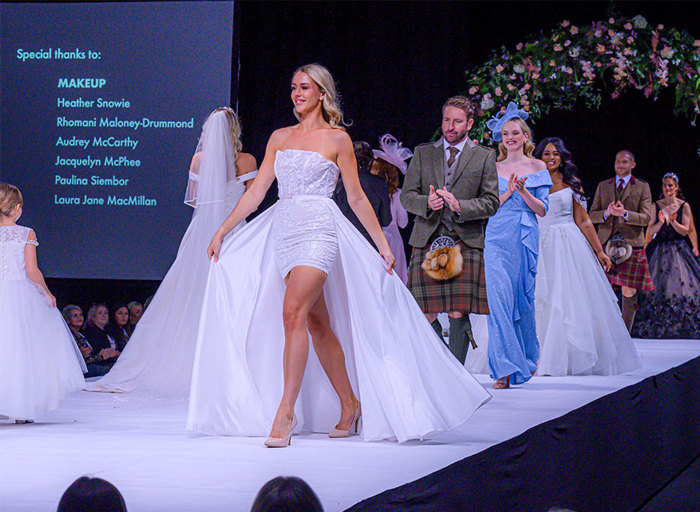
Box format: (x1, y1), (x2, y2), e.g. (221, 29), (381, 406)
(607, 248), (655, 291)
(407, 233), (489, 315)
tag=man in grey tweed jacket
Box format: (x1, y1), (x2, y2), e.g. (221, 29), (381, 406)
(401, 96), (499, 363)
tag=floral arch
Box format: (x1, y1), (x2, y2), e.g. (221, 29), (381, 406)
(463, 14), (700, 146)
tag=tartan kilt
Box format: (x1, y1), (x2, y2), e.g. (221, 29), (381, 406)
(607, 248), (655, 291)
(407, 236), (489, 315)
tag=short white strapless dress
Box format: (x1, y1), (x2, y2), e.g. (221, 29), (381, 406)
(272, 150), (339, 277)
(187, 150), (491, 442)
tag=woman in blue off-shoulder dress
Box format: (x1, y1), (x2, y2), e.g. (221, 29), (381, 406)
(483, 105), (551, 389)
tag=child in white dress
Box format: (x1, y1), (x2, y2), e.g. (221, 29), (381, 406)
(0, 183), (85, 422)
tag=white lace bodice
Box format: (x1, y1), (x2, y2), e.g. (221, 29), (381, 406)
(275, 150), (339, 199)
(0, 225), (36, 281)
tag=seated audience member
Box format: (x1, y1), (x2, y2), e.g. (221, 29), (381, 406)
(332, 140), (391, 249)
(62, 305), (114, 378)
(251, 476), (323, 512)
(107, 303), (130, 349)
(83, 304), (121, 368)
(125, 301), (143, 336)
(57, 476), (127, 512)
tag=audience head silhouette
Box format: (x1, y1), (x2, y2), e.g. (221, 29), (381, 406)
(57, 476), (127, 512)
(250, 476), (323, 512)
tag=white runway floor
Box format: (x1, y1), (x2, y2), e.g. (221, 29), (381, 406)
(2, 339), (699, 512)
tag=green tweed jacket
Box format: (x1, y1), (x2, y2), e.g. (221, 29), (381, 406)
(401, 138), (499, 249)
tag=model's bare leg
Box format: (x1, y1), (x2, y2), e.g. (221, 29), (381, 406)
(307, 291), (359, 431)
(268, 265), (327, 439)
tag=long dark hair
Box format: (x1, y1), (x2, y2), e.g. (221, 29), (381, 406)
(57, 477), (127, 512)
(372, 158), (400, 199)
(534, 137), (585, 200)
(250, 476), (323, 512)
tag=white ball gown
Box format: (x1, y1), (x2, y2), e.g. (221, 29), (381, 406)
(90, 111), (252, 397)
(534, 187), (642, 376)
(466, 188), (642, 376)
(187, 150), (491, 442)
(0, 225), (85, 419)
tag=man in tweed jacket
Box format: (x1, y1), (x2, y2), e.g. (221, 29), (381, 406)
(590, 149), (654, 332)
(401, 96), (499, 363)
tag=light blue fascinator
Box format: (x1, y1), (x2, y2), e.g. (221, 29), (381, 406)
(486, 102), (529, 142)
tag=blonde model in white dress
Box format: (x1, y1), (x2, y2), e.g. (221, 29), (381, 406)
(187, 65), (490, 445)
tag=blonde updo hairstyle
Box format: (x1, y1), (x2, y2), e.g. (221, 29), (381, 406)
(0, 183), (23, 217)
(292, 63), (348, 130)
(208, 106), (243, 168)
(497, 117), (535, 162)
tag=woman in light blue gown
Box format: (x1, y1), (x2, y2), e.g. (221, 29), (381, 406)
(484, 103), (552, 388)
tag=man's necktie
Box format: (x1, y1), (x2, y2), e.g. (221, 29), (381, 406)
(447, 146), (459, 167)
(617, 180), (624, 194)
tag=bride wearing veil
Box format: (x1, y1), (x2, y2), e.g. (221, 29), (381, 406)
(90, 107), (257, 397)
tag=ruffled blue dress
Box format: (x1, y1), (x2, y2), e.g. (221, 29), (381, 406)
(485, 169), (552, 384)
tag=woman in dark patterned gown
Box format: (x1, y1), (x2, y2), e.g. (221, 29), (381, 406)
(633, 173), (700, 339)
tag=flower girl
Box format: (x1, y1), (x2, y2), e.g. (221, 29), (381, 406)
(0, 183), (85, 422)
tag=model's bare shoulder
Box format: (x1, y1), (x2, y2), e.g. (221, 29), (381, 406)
(236, 152), (257, 173)
(329, 127), (352, 145)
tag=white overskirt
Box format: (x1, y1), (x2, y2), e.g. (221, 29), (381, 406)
(90, 207), (244, 398)
(187, 199), (491, 442)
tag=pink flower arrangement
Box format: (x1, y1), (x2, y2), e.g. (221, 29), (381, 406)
(458, 13), (700, 143)
(660, 46), (675, 59)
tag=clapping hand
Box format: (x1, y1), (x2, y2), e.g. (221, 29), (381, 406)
(436, 187), (461, 214)
(606, 201), (626, 217)
(507, 174), (518, 195)
(428, 185), (444, 211)
(658, 209), (667, 224)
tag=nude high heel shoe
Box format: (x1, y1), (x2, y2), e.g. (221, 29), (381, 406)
(264, 416), (297, 448)
(329, 404), (361, 438)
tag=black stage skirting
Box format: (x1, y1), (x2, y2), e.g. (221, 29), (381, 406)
(347, 356), (700, 512)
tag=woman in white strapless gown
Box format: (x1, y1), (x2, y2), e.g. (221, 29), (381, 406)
(187, 64), (490, 446)
(533, 139), (642, 376)
(90, 108), (257, 397)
